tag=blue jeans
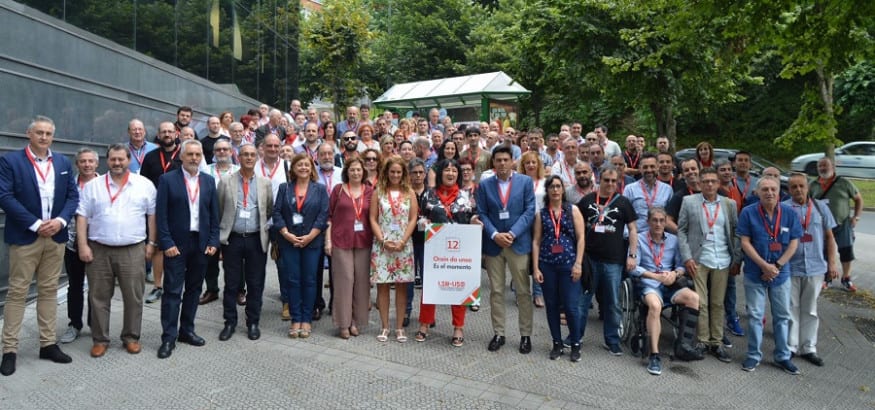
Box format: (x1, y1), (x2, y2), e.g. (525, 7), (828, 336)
(725, 274), (738, 322)
(280, 242), (320, 324)
(579, 259), (622, 346)
(744, 278), (791, 363)
(539, 262), (581, 344)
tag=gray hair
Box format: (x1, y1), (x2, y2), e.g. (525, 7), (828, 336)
(407, 158), (426, 172)
(105, 143), (130, 159)
(76, 147), (99, 161)
(27, 115), (55, 133)
(180, 139), (203, 155)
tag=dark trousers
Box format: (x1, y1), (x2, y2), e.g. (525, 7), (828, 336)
(314, 249), (331, 311)
(63, 248), (90, 330)
(222, 233), (267, 326)
(160, 233), (207, 343)
(204, 252), (245, 295)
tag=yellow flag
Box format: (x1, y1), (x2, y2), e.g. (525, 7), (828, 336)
(210, 0), (220, 48)
(232, 6), (242, 60)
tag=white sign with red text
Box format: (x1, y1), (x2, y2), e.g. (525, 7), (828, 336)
(422, 224), (481, 305)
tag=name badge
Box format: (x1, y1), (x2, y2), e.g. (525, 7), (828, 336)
(801, 233), (813, 243)
(705, 231), (715, 241)
(551, 244), (564, 254)
(768, 242), (782, 252)
(292, 213), (304, 225)
(781, 226), (789, 233)
(239, 209), (251, 219)
(594, 224), (606, 233)
(499, 211), (510, 220)
(353, 221), (364, 232)
(390, 223), (401, 232)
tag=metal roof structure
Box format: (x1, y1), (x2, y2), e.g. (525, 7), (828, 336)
(373, 71), (530, 110)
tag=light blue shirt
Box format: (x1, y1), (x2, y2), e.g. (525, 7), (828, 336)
(698, 197), (731, 269)
(785, 198), (836, 277)
(232, 173), (259, 234)
(623, 179), (673, 232)
(633, 231), (685, 290)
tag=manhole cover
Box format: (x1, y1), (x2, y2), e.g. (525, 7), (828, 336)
(850, 317), (875, 343)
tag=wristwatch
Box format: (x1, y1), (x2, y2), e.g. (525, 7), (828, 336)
(774, 261), (783, 269)
(628, 253), (637, 259)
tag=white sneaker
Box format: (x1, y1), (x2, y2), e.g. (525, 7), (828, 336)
(59, 326), (80, 344)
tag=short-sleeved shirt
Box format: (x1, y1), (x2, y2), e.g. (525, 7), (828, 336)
(77, 173), (157, 246)
(623, 180), (673, 233)
(578, 192), (637, 264)
(632, 231), (685, 290)
(737, 203), (803, 287)
(809, 176), (859, 223)
(784, 198), (836, 277)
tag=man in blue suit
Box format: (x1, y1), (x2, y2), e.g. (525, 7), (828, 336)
(0, 116), (77, 376)
(476, 145), (536, 354)
(155, 139), (220, 359)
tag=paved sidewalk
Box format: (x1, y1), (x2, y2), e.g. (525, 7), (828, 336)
(1, 260), (874, 409)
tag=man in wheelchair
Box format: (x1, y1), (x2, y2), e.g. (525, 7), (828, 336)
(631, 207), (704, 375)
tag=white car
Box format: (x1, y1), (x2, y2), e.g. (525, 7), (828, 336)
(790, 141), (875, 178)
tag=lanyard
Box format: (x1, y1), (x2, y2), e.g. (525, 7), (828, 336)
(703, 199), (721, 231)
(818, 176), (836, 194)
(25, 146), (52, 183)
(639, 180), (658, 207)
(533, 179), (540, 193)
(261, 160), (280, 179)
(595, 192), (616, 223)
(757, 204), (782, 241)
(322, 170), (333, 193)
(347, 184), (364, 221)
(648, 232), (665, 270)
(498, 176), (513, 209)
(159, 148), (179, 173)
(625, 151), (640, 169)
(130, 143), (146, 166)
(295, 182), (308, 213)
(549, 207), (563, 243)
(185, 174), (200, 206)
(563, 162), (574, 184)
(242, 176), (251, 208)
(736, 176), (752, 198)
(78, 176), (87, 191)
(387, 189), (403, 216)
(799, 199), (813, 231)
(105, 172), (130, 205)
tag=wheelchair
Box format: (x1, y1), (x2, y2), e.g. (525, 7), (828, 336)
(618, 276), (700, 361)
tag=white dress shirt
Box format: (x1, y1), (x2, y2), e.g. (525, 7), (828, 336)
(77, 172), (156, 246)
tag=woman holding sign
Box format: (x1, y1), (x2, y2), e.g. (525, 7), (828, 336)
(273, 153), (330, 339)
(532, 175), (586, 362)
(325, 157), (374, 339)
(415, 159), (480, 347)
(370, 156), (418, 343)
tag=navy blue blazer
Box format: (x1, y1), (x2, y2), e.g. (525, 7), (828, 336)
(272, 180), (329, 250)
(0, 148), (78, 245)
(156, 169), (220, 252)
(476, 172), (535, 257)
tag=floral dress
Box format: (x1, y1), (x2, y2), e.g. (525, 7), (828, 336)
(371, 191), (415, 284)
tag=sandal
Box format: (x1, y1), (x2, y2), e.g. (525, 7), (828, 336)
(415, 331), (428, 342)
(452, 328), (464, 347)
(469, 305), (480, 312)
(377, 328), (389, 342)
(395, 329), (408, 343)
(299, 326), (311, 339)
(288, 324), (300, 339)
(349, 326), (359, 337)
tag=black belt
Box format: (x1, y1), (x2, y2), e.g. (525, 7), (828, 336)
(230, 231), (260, 238)
(91, 240), (144, 249)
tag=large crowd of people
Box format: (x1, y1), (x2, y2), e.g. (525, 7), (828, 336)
(0, 102), (864, 378)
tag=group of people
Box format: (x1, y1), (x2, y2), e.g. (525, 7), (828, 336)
(0, 106), (863, 379)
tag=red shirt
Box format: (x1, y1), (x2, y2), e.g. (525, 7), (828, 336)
(329, 184), (374, 249)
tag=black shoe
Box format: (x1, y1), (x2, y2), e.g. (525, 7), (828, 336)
(519, 336), (532, 354)
(711, 345), (732, 363)
(312, 308), (322, 321)
(487, 335), (506, 352)
(0, 353), (16, 376)
(157, 341), (175, 359)
(38, 344), (72, 364)
(247, 324), (261, 340)
(402, 316), (411, 328)
(178, 332), (206, 347)
(219, 324), (235, 341)
(570, 344), (582, 362)
(430, 321), (436, 329)
(549, 342), (564, 360)
(800, 353), (824, 367)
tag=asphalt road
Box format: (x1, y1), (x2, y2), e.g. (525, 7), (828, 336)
(856, 211), (875, 235)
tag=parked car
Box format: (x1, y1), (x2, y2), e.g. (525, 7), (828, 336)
(790, 141), (875, 178)
(675, 148), (788, 183)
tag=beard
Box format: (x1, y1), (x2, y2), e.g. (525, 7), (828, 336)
(216, 156), (232, 165)
(161, 138), (177, 149)
(577, 178), (592, 189)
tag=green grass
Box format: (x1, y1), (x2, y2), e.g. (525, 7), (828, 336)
(849, 178), (875, 209)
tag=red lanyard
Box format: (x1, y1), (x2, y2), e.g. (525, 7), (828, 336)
(387, 190), (403, 216)
(25, 147), (52, 183)
(549, 207), (563, 243)
(498, 176), (513, 209)
(818, 176), (836, 194)
(757, 204), (782, 240)
(563, 162), (574, 183)
(639, 180), (657, 207)
(295, 183), (308, 213)
(800, 199), (813, 231)
(347, 184), (363, 221)
(595, 193), (615, 223)
(105, 173), (130, 205)
(241, 176), (251, 208)
(159, 148), (179, 173)
(185, 174), (200, 206)
(322, 170), (333, 193)
(261, 160), (280, 179)
(625, 151), (640, 169)
(648, 232), (665, 270)
(130, 143), (146, 166)
(533, 179), (540, 193)
(736, 176), (752, 198)
(78, 176), (87, 191)
(703, 199), (721, 231)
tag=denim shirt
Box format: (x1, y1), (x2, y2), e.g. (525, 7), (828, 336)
(737, 203), (803, 286)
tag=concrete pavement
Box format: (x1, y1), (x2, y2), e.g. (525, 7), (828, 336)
(1, 259), (874, 409)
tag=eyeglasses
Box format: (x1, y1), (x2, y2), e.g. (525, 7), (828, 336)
(601, 178), (617, 183)
(364, 157), (378, 162)
(343, 137), (358, 141)
(461, 168), (473, 172)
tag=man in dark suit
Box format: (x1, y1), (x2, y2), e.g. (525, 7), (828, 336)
(254, 109), (287, 147)
(155, 139), (220, 359)
(216, 144), (273, 341)
(476, 145), (536, 354)
(0, 116), (77, 376)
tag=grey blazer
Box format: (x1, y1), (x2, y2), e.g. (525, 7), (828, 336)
(217, 171), (274, 251)
(677, 193), (741, 265)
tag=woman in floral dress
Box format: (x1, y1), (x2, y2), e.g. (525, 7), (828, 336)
(369, 155), (418, 343)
